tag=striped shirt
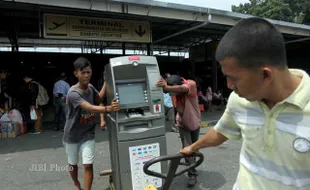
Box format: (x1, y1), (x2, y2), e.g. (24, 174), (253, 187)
(53, 80), (70, 97)
(214, 69), (310, 190)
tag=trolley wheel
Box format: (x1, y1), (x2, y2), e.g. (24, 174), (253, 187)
(108, 175), (115, 190)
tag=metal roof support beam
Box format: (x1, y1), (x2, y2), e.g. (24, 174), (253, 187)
(122, 42), (126, 55)
(0, 37), (182, 50)
(153, 14), (212, 44)
(285, 37), (310, 44)
(7, 30), (19, 51)
(6, 13), (19, 51)
(147, 44), (151, 55)
(89, 0), (94, 10)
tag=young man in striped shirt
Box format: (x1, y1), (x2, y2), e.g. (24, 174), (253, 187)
(181, 17), (310, 190)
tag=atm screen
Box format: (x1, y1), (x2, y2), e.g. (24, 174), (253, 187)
(117, 83), (145, 105)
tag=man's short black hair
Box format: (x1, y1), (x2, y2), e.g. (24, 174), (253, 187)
(215, 17), (287, 69)
(59, 72), (66, 80)
(22, 71), (35, 79)
(162, 73), (170, 80)
(74, 57), (91, 71)
(167, 75), (182, 86)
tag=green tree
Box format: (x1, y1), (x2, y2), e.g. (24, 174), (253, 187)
(232, 0), (310, 24)
(304, 8), (310, 24)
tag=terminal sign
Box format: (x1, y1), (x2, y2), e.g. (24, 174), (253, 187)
(43, 14), (151, 43)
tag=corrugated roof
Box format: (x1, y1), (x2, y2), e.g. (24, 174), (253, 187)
(110, 0), (310, 30)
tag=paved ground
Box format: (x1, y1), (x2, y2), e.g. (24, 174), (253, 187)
(0, 110), (242, 190)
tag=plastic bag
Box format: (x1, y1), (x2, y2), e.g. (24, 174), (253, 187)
(30, 109), (37, 120)
(8, 109), (23, 125)
(0, 113), (11, 122)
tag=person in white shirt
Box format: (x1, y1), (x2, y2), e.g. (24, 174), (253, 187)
(212, 89), (223, 109)
(163, 73), (178, 132)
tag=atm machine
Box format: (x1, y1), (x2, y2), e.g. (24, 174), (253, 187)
(105, 56), (167, 190)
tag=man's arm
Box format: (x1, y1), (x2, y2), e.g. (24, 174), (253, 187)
(181, 112), (240, 154)
(181, 92), (242, 154)
(190, 128), (228, 152)
(98, 81), (106, 100)
(156, 78), (189, 94)
(163, 85), (189, 94)
(80, 101), (117, 113)
(69, 90), (119, 113)
(30, 82), (39, 108)
(89, 84), (103, 105)
(99, 103), (105, 128)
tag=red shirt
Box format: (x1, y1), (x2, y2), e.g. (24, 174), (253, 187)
(175, 79), (201, 131)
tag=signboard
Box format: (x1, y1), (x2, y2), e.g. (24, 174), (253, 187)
(43, 14), (151, 43)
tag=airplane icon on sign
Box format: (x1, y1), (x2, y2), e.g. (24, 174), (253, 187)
(49, 22), (65, 30)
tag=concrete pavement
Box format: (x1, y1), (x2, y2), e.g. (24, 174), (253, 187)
(0, 110), (243, 190)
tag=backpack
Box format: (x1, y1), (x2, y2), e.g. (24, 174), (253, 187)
(30, 81), (49, 106)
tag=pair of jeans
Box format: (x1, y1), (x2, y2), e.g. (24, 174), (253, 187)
(179, 127), (200, 177)
(34, 107), (42, 132)
(55, 97), (67, 129)
(165, 106), (177, 132)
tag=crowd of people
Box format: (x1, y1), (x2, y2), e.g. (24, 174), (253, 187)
(0, 73), (46, 134)
(0, 72), (71, 134)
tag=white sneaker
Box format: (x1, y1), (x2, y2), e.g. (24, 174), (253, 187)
(29, 131), (41, 135)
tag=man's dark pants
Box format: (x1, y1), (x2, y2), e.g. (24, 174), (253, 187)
(55, 97), (67, 130)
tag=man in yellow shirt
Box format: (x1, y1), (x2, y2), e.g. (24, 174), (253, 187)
(181, 17), (310, 190)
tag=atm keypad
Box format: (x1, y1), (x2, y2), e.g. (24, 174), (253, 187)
(144, 91), (148, 102)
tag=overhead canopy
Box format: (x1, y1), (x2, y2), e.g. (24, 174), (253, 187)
(1, 0), (309, 52)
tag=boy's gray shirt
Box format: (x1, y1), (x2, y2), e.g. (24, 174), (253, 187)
(63, 84), (99, 143)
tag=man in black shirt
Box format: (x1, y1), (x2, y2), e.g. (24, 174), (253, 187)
(22, 73), (42, 134)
